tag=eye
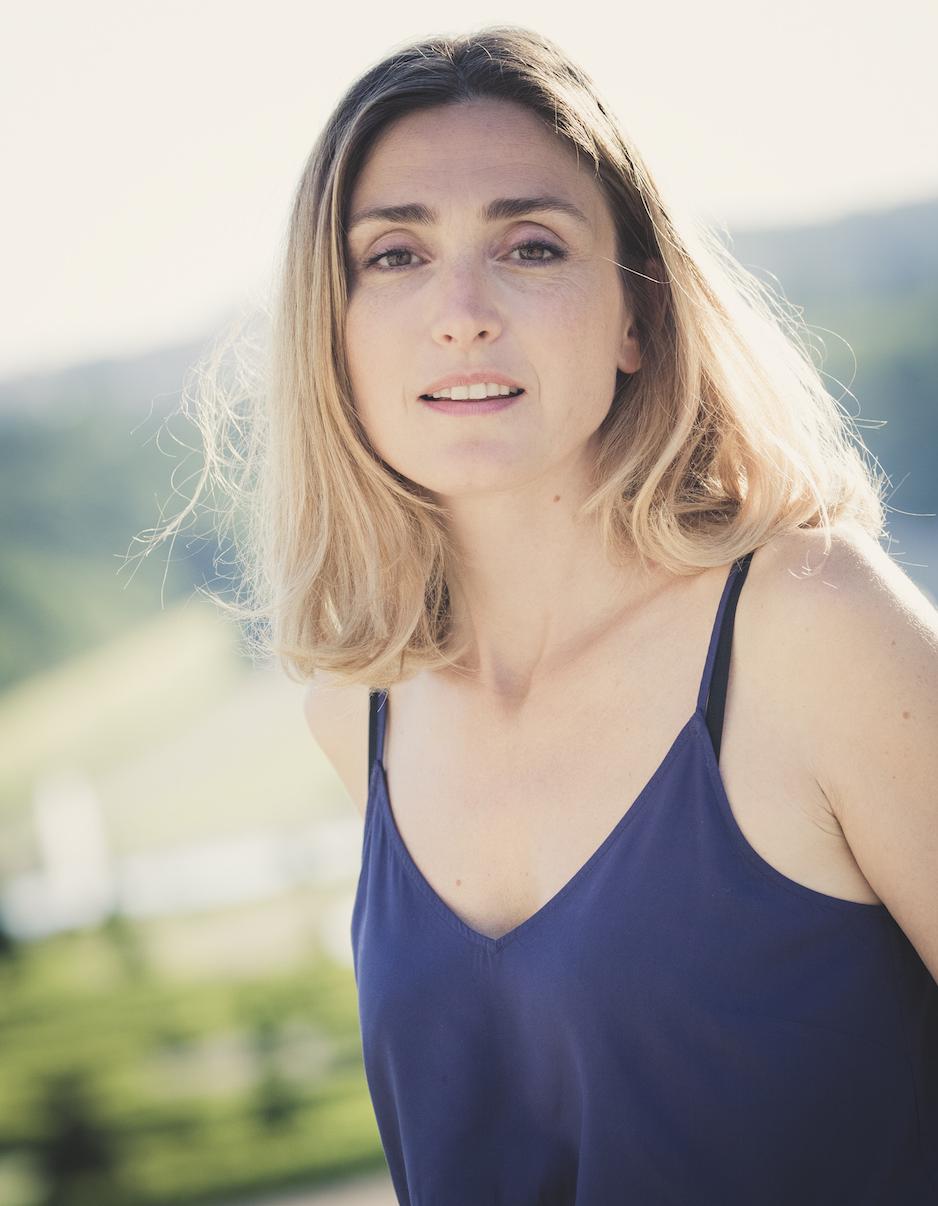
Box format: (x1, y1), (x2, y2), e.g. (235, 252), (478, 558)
(363, 247), (417, 270)
(509, 239), (566, 265)
(360, 238), (567, 272)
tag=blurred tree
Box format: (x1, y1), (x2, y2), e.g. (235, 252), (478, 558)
(99, 911), (149, 983)
(0, 906), (22, 969)
(251, 1065), (303, 1130)
(33, 1069), (126, 1206)
(247, 1011), (303, 1130)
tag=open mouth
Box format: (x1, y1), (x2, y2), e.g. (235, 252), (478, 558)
(419, 388), (525, 401)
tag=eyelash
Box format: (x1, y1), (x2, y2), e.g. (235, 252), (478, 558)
(361, 239), (566, 272)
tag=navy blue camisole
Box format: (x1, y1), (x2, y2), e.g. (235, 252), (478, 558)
(351, 550), (938, 1204)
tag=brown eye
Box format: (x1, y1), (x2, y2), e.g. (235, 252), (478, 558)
(511, 239), (565, 264)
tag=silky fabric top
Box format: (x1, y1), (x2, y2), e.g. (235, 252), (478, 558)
(351, 549), (938, 1205)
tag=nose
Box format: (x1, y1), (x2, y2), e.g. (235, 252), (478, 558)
(429, 261), (504, 347)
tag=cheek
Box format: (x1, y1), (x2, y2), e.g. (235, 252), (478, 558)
(343, 305), (413, 468)
(345, 297), (399, 405)
(533, 273), (615, 343)
(345, 295), (378, 370)
(539, 289), (620, 383)
(538, 289), (623, 431)
(572, 281), (625, 371)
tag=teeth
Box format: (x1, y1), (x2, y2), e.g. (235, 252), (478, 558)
(427, 383), (521, 400)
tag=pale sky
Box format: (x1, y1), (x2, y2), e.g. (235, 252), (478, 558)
(2, 0), (936, 381)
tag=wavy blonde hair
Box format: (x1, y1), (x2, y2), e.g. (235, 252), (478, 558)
(135, 24), (889, 691)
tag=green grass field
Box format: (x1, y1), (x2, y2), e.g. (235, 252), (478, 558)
(0, 600), (383, 1205)
(0, 911), (385, 1205)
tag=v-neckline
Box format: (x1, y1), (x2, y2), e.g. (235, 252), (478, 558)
(372, 708), (703, 954)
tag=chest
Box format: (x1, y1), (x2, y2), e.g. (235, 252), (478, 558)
(379, 577), (882, 942)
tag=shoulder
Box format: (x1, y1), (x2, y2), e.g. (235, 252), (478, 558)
(742, 522), (938, 668)
(751, 519), (935, 608)
(749, 521), (938, 680)
(746, 522), (938, 765)
(302, 675), (372, 820)
(751, 522), (938, 979)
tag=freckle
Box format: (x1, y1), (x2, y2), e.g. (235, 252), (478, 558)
(553, 495), (561, 503)
(455, 878), (462, 887)
(902, 710), (911, 720)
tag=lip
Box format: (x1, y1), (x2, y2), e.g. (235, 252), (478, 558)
(419, 369), (525, 398)
(421, 393), (524, 416)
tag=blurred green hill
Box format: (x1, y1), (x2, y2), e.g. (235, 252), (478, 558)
(1, 197), (936, 694)
(721, 195), (938, 515)
(0, 332), (223, 691)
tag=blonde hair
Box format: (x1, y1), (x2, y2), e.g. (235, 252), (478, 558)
(133, 24), (890, 691)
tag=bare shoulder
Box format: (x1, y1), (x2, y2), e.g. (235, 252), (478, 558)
(751, 523), (938, 981)
(748, 519), (938, 795)
(751, 521), (938, 637)
(302, 675), (372, 820)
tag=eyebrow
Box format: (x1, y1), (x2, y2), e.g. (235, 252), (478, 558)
(346, 194), (591, 234)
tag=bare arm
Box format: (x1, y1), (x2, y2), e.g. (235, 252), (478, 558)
(302, 677), (371, 820)
(780, 526), (938, 983)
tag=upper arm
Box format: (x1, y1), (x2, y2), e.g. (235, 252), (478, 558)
(302, 676), (371, 820)
(773, 525), (938, 983)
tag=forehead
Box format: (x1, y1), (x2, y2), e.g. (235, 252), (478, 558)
(347, 98), (603, 224)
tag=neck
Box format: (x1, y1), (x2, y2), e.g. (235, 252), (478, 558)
(439, 490), (669, 704)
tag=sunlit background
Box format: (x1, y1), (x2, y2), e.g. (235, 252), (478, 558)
(1, 1), (936, 1203)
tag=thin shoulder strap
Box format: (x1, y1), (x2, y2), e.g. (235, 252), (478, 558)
(696, 549), (756, 761)
(368, 688), (389, 780)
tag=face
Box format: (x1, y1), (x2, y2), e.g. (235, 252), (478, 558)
(343, 97), (642, 498)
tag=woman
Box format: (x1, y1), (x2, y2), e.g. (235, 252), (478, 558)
(161, 24), (938, 1205)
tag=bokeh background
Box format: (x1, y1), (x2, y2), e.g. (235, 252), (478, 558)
(1, 2), (936, 1203)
